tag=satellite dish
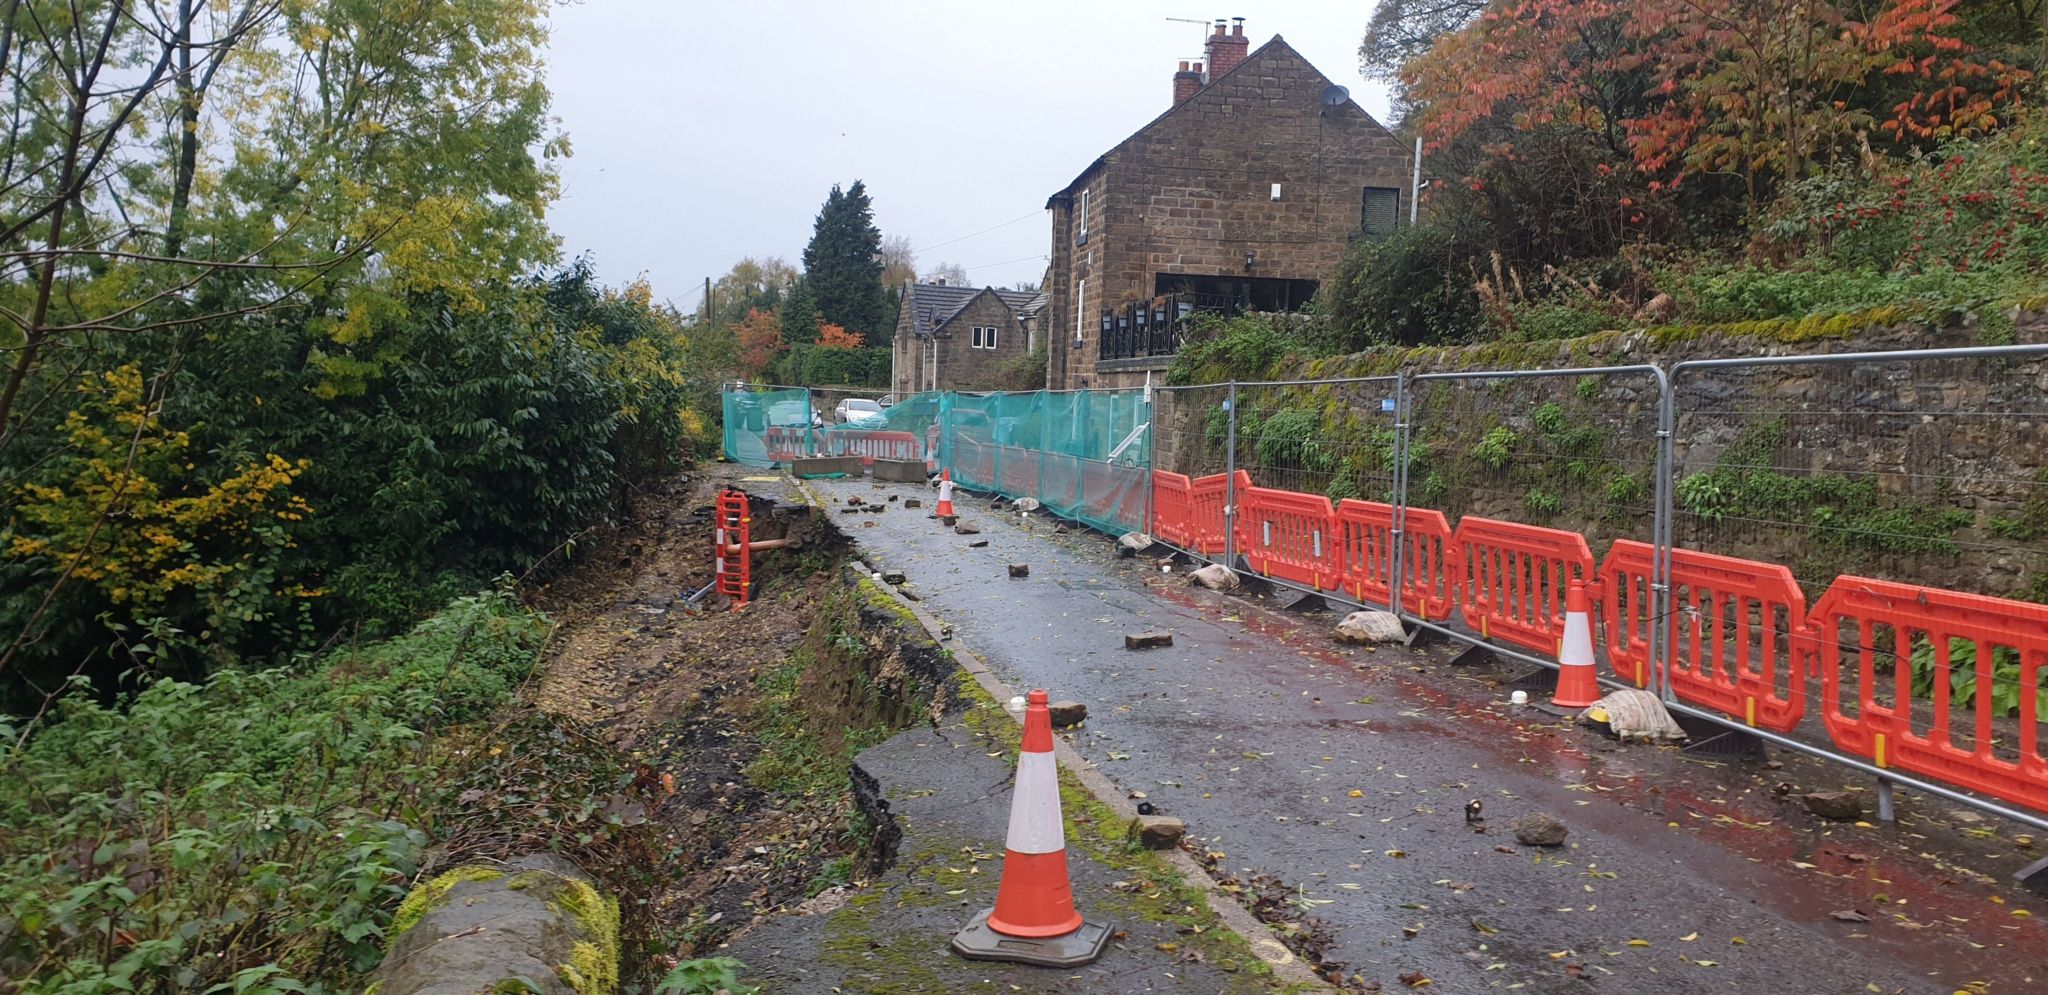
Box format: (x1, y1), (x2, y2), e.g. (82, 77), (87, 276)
(1320, 84), (1350, 107)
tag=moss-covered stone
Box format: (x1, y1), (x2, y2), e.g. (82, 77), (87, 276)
(549, 877), (621, 995)
(390, 866), (505, 937)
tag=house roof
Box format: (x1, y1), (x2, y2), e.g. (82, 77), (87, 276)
(906, 283), (1038, 338)
(1045, 34), (1391, 207)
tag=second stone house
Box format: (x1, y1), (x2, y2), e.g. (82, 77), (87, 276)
(890, 281), (1045, 396)
(1043, 18), (1416, 391)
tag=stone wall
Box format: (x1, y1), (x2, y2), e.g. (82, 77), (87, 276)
(1152, 310), (2048, 602)
(1044, 35), (1412, 394)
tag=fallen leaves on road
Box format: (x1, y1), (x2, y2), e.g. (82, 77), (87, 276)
(1832, 909), (1872, 922)
(1398, 972), (1431, 987)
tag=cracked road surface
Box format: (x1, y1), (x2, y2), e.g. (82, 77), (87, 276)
(815, 475), (2048, 994)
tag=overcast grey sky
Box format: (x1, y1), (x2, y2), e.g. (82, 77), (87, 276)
(543, 1), (1393, 306)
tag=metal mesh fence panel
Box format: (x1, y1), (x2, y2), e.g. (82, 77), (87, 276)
(1398, 367), (1667, 658)
(721, 383), (815, 467)
(1665, 348), (2048, 814)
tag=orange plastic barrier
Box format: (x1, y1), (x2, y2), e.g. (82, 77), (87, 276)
(1186, 472), (1249, 556)
(999, 445), (1039, 498)
(953, 436), (997, 490)
(1334, 500), (1455, 621)
(825, 429), (919, 466)
(1239, 487), (1342, 590)
(1802, 578), (2048, 811)
(925, 424), (941, 471)
(1601, 540), (1807, 731)
(1152, 471), (1195, 548)
(763, 426), (811, 462)
(1448, 517), (1596, 657)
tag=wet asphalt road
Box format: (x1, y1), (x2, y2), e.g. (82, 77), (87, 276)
(818, 477), (2048, 995)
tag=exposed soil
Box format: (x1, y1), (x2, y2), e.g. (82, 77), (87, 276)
(522, 464), (904, 971)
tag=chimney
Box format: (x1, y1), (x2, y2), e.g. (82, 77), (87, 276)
(1173, 59), (1202, 104)
(1205, 17), (1248, 79)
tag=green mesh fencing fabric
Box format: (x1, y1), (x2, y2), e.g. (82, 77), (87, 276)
(722, 386), (814, 467)
(721, 386), (1152, 533)
(944, 390), (1151, 535)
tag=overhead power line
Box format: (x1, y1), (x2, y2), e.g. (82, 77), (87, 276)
(912, 209), (1044, 255)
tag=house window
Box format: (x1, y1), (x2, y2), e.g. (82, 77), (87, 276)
(1361, 187), (1401, 237)
(970, 325), (999, 349)
(1075, 188), (1090, 245)
(1073, 278), (1087, 345)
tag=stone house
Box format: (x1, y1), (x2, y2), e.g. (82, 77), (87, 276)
(1043, 19), (1416, 390)
(890, 282), (1043, 395)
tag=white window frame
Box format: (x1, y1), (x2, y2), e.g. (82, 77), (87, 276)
(1074, 278), (1087, 344)
(1076, 188), (1090, 244)
(970, 326), (984, 349)
(976, 325), (998, 350)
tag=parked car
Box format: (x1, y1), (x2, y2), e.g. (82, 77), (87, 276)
(768, 398), (822, 428)
(836, 398), (885, 425)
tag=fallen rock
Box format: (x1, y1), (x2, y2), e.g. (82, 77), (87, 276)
(955, 522), (981, 535)
(1511, 813), (1568, 847)
(904, 498), (922, 509)
(369, 855), (616, 995)
(1803, 791), (1864, 822)
(888, 495), (899, 502)
(1008, 563), (1030, 578)
(1117, 532), (1155, 558)
(1190, 564), (1240, 591)
(1334, 610), (1405, 644)
(1048, 701), (1087, 728)
(968, 540), (989, 548)
(1014, 497), (1041, 513)
(846, 496), (864, 506)
(938, 515), (957, 526)
(1578, 688), (1685, 741)
(1137, 815), (1186, 850)
(880, 571), (907, 585)
(1125, 631), (1174, 650)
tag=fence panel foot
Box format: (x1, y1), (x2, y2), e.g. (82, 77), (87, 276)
(1674, 712), (1769, 763)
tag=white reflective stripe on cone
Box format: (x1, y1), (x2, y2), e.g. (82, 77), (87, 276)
(1560, 610), (1593, 666)
(939, 480), (955, 502)
(1005, 750), (1066, 855)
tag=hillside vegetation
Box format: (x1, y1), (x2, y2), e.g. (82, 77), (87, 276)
(1176, 0), (2048, 383)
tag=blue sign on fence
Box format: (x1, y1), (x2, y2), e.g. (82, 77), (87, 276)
(1380, 398), (1396, 413)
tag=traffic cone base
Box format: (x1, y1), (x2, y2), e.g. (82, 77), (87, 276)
(952, 909), (1113, 968)
(1552, 579), (1602, 709)
(952, 689), (1109, 967)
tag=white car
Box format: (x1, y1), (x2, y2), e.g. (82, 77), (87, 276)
(768, 399), (822, 428)
(835, 398), (885, 425)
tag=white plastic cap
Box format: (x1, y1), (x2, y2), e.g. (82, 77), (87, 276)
(1510, 690), (1530, 705)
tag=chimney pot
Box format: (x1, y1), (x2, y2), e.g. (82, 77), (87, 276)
(1204, 19), (1249, 78)
(1232, 16), (1244, 36)
(1179, 60), (1189, 71)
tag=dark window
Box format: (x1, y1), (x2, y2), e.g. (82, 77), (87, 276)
(1153, 274), (1319, 313)
(1362, 186), (1401, 237)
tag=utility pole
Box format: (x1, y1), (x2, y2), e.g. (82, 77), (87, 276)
(705, 276), (714, 326)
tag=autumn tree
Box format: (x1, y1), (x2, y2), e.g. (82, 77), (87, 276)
(1406, 0), (2030, 204)
(735, 308), (785, 376)
(817, 323), (863, 349)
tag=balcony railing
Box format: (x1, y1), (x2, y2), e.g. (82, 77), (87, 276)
(1096, 293), (1241, 362)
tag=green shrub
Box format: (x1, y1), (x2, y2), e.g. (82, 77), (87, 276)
(0, 589), (547, 993)
(1472, 425), (1518, 471)
(1321, 218), (1486, 349)
(1167, 314), (1300, 386)
(1253, 410), (1336, 476)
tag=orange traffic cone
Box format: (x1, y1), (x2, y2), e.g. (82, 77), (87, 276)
(1552, 578), (1601, 709)
(935, 468), (957, 520)
(952, 689), (1111, 967)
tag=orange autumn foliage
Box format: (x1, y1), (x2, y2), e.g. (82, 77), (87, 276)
(734, 308), (783, 376)
(816, 323), (863, 349)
